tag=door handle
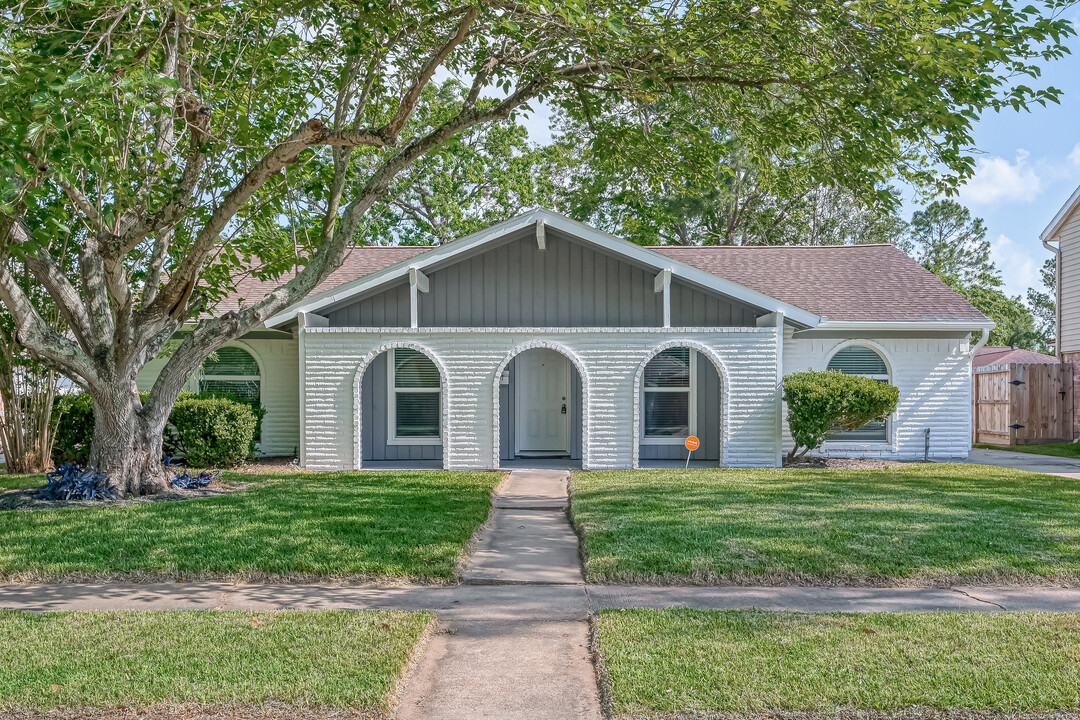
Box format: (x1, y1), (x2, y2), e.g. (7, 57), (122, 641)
(561, 403), (567, 414)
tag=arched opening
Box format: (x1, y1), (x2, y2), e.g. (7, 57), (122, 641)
(634, 345), (724, 468)
(825, 343), (892, 442)
(495, 345), (585, 469)
(358, 346), (445, 468)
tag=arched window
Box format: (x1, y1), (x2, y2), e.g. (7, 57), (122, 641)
(826, 345), (889, 442)
(642, 347), (695, 442)
(199, 346), (261, 402)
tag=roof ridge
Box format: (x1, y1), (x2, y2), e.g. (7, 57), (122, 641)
(654, 243), (898, 249)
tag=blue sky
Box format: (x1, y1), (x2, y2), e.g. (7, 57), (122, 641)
(947, 28), (1080, 299)
(516, 24), (1080, 301)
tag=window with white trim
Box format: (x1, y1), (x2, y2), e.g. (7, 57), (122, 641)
(642, 347), (696, 443)
(387, 348), (441, 444)
(199, 347), (260, 402)
(827, 345), (889, 442)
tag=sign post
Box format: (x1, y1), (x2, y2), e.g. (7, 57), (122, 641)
(684, 435), (700, 468)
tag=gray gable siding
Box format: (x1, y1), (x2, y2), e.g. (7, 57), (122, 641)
(326, 229), (761, 328)
(360, 352), (443, 462)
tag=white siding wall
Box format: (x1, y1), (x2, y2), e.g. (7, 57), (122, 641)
(1056, 205), (1080, 353)
(136, 336), (301, 458)
(300, 327), (782, 471)
(783, 335), (973, 460)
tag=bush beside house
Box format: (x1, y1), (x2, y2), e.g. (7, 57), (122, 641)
(52, 392), (261, 468)
(783, 370), (899, 461)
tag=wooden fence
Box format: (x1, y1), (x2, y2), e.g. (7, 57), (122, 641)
(973, 362), (1073, 445)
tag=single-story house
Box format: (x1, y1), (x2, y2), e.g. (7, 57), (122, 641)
(138, 209), (993, 469)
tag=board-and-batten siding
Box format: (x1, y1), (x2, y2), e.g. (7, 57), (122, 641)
(498, 358), (583, 461)
(639, 352), (722, 461)
(135, 335), (301, 458)
(360, 352), (442, 462)
(1056, 204), (1080, 353)
(325, 229), (760, 328)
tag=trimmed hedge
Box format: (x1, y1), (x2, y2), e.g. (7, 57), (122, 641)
(783, 370), (899, 461)
(170, 397), (258, 468)
(51, 391), (261, 468)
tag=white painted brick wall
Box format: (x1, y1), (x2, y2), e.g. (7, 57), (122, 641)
(782, 335), (972, 460)
(136, 336), (301, 458)
(300, 327), (782, 471)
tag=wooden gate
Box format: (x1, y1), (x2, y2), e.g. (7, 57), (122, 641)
(973, 362), (1074, 445)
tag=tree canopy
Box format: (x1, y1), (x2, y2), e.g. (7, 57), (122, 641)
(0, 0), (1074, 492)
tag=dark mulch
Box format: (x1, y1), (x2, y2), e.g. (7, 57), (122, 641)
(0, 479), (258, 512)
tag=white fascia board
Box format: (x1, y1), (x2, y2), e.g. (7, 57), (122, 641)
(266, 207), (823, 328)
(1041, 182), (1080, 241)
(812, 319), (997, 332)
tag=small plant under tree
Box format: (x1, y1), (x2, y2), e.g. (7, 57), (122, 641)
(783, 370), (900, 462)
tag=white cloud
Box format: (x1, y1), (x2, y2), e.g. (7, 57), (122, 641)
(958, 150), (1043, 206)
(1069, 143), (1080, 166)
(989, 233), (1039, 297)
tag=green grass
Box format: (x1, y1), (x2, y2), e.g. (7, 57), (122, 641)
(0, 471), (500, 581)
(570, 464), (1080, 584)
(975, 442), (1080, 459)
(0, 473), (45, 491)
(0, 609), (432, 712)
(595, 609), (1080, 716)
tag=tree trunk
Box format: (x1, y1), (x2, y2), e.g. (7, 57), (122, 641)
(88, 384), (169, 497)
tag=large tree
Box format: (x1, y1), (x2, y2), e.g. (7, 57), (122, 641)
(0, 0), (1073, 494)
(903, 199), (1001, 288)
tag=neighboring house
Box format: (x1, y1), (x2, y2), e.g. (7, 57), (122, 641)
(973, 346), (1057, 368)
(1041, 183), (1080, 440)
(137, 209), (993, 469)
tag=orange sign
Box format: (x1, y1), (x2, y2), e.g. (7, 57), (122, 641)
(684, 436), (700, 452)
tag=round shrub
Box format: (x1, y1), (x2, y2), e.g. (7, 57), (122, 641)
(170, 397), (258, 468)
(783, 370), (899, 461)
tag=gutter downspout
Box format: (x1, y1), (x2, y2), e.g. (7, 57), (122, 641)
(969, 327), (990, 357)
(1043, 236), (1062, 359)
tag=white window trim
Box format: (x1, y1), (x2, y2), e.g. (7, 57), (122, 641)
(824, 346), (892, 444)
(197, 346), (262, 403)
(386, 348), (442, 446)
(641, 348), (698, 445)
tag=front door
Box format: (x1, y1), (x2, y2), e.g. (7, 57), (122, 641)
(515, 349), (570, 456)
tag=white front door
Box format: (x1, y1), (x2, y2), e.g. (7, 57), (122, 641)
(515, 349), (571, 455)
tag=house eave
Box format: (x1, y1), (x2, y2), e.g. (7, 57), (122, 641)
(810, 319), (996, 332)
(1041, 182), (1080, 241)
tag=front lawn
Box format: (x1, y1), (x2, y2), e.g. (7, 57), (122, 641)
(0, 471), (500, 582)
(571, 465), (1080, 584)
(0, 472), (45, 491)
(0, 609), (432, 714)
(594, 609), (1080, 717)
(975, 442), (1080, 459)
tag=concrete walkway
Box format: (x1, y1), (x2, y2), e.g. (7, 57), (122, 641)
(395, 469), (600, 720)
(961, 447), (1080, 479)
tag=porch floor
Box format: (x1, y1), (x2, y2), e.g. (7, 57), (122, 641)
(500, 458), (582, 471)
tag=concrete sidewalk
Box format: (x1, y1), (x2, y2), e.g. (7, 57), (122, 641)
(5, 581), (1080, 613)
(961, 447), (1080, 479)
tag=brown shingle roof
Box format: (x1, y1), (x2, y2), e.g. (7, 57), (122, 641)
(221, 241), (988, 324)
(973, 346), (1057, 367)
(215, 247), (431, 314)
(652, 244), (989, 323)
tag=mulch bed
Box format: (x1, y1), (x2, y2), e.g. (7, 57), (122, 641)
(783, 457), (907, 470)
(0, 479), (259, 512)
